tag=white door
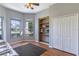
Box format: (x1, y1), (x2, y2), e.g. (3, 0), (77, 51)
(53, 18), (62, 50)
(53, 14), (78, 55)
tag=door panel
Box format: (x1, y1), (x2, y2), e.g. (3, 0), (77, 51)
(53, 14), (78, 55)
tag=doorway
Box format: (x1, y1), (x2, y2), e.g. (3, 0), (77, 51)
(39, 16), (49, 44)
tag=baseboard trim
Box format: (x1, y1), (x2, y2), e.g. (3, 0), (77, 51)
(24, 40), (35, 41)
(10, 39), (35, 45)
(49, 45), (53, 48)
(40, 42), (49, 45)
(53, 48), (76, 56)
(10, 40), (24, 45)
(35, 40), (39, 42)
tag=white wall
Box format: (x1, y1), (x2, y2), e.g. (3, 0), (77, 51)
(0, 6), (7, 42)
(0, 6), (24, 43)
(5, 8), (24, 43)
(35, 3), (79, 55)
(49, 3), (79, 55)
(0, 5), (35, 43)
(0, 3), (79, 55)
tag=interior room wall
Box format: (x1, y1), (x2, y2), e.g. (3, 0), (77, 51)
(35, 8), (50, 42)
(0, 6), (7, 42)
(35, 3), (79, 55)
(50, 3), (79, 55)
(0, 5), (35, 43)
(5, 8), (24, 43)
(0, 3), (79, 55)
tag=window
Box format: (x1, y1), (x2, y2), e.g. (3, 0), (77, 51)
(11, 20), (21, 38)
(0, 17), (3, 40)
(25, 21), (33, 36)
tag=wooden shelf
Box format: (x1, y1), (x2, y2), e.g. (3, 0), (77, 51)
(39, 16), (49, 43)
(39, 22), (49, 25)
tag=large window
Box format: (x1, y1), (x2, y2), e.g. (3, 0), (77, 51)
(25, 21), (33, 36)
(11, 20), (21, 38)
(0, 17), (3, 40)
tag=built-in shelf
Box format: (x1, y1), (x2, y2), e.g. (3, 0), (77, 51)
(39, 16), (49, 43)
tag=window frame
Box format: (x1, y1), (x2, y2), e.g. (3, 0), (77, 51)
(0, 16), (3, 40)
(25, 21), (29, 34)
(10, 19), (21, 39)
(24, 20), (33, 36)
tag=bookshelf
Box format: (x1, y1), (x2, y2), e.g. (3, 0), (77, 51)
(39, 16), (49, 43)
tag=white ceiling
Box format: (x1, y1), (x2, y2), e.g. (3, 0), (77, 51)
(0, 3), (54, 13)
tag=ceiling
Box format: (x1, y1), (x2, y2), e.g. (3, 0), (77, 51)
(0, 3), (54, 13)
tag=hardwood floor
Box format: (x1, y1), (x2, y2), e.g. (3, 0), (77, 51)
(10, 40), (75, 56)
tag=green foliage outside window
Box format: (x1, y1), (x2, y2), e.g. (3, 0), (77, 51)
(28, 21), (33, 36)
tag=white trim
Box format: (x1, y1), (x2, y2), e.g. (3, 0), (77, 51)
(39, 42), (53, 48)
(24, 39), (35, 41)
(40, 42), (49, 45)
(35, 40), (39, 42)
(10, 40), (23, 45)
(49, 45), (53, 48)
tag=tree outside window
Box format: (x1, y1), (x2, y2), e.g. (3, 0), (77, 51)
(11, 20), (21, 38)
(25, 21), (33, 36)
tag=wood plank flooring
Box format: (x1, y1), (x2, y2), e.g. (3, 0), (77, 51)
(10, 40), (75, 56)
